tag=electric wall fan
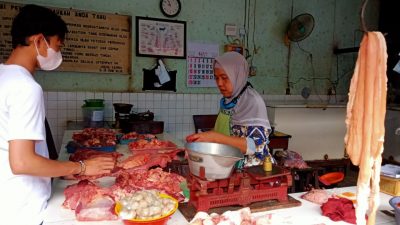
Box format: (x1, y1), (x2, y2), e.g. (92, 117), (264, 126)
(286, 13), (315, 42)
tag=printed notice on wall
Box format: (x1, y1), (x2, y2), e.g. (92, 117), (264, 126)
(0, 1), (131, 74)
(187, 42), (219, 87)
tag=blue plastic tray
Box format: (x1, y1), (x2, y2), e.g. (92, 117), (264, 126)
(389, 196), (400, 225)
(66, 141), (116, 153)
(119, 139), (136, 145)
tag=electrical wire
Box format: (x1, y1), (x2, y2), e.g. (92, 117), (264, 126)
(360, 0), (369, 32)
(330, 0), (337, 95)
(250, 0), (257, 66)
(293, 38), (357, 104)
(295, 42), (327, 102)
(286, 0), (294, 93)
(243, 0), (247, 46)
(331, 28), (362, 97)
(246, 0), (250, 55)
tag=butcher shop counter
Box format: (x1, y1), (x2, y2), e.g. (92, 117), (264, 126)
(42, 131), (396, 225)
(43, 130), (188, 225)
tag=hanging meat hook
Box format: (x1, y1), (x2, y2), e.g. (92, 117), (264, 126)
(360, 0), (368, 32)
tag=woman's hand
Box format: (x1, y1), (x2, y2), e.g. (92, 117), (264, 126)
(83, 156), (116, 176)
(186, 131), (222, 143)
(186, 131), (248, 154)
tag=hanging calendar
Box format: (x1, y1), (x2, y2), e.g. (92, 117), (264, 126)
(187, 42), (219, 87)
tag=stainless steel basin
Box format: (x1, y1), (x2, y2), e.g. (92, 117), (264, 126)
(185, 142), (244, 180)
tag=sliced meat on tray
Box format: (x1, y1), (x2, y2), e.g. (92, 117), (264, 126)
(120, 132), (156, 140)
(113, 168), (186, 202)
(128, 139), (176, 151)
(72, 128), (117, 147)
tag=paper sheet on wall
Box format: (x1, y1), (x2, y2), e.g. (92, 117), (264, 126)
(187, 42), (219, 87)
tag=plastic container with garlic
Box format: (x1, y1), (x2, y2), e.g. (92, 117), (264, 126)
(117, 190), (177, 220)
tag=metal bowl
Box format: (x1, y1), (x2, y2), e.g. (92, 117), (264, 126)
(113, 103), (133, 114)
(185, 142), (244, 180)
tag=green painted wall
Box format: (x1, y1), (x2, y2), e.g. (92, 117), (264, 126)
(6, 0), (379, 95)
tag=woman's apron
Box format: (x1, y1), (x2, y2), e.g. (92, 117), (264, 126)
(214, 110), (245, 169)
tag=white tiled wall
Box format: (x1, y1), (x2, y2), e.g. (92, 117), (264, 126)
(44, 91), (346, 151)
(44, 92), (221, 149)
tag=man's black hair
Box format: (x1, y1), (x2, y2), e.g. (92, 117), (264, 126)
(11, 4), (68, 49)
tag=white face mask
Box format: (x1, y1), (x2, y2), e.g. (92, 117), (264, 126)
(34, 37), (63, 71)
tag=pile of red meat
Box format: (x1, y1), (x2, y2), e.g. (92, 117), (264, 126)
(63, 168), (185, 221)
(113, 167), (186, 202)
(128, 139), (176, 151)
(120, 132), (156, 140)
(321, 198), (356, 224)
(64, 131), (186, 221)
(69, 148), (183, 180)
(72, 128), (117, 147)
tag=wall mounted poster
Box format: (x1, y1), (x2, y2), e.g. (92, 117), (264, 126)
(187, 42), (219, 87)
(136, 16), (186, 58)
(0, 1), (131, 74)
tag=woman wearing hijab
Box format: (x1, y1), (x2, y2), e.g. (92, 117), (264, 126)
(186, 51), (272, 167)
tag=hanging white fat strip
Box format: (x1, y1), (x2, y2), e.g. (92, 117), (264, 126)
(344, 32), (387, 225)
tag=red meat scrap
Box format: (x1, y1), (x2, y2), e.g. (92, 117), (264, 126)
(321, 197), (356, 224)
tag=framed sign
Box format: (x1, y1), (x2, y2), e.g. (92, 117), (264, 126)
(0, 1), (131, 74)
(136, 16), (186, 58)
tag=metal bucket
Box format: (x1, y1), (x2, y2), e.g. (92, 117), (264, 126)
(185, 142), (244, 180)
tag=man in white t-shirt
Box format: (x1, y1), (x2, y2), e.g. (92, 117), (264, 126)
(0, 5), (115, 225)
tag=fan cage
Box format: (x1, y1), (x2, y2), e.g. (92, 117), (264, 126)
(287, 13), (315, 42)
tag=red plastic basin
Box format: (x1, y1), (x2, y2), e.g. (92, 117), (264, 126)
(319, 172), (345, 186)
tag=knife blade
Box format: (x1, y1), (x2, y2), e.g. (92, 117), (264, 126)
(381, 210), (395, 217)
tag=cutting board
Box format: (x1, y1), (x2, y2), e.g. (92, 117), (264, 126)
(179, 196), (301, 221)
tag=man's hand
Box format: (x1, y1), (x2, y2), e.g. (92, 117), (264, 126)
(83, 156), (116, 176)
